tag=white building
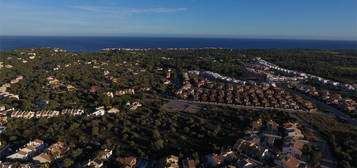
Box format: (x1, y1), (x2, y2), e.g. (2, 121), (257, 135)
(7, 139), (46, 160)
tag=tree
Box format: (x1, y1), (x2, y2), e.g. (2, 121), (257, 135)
(92, 127), (99, 136)
(153, 139), (164, 150)
(310, 150), (322, 167)
(63, 158), (74, 168)
(98, 94), (111, 107)
(21, 99), (32, 110)
(152, 129), (161, 139)
(71, 148), (82, 158)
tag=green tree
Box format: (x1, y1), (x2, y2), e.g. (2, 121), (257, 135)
(63, 158), (74, 168)
(153, 139), (164, 150)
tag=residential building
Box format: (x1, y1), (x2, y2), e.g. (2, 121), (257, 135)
(117, 157), (137, 168)
(7, 139), (46, 160)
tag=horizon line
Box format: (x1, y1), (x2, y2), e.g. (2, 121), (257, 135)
(0, 35), (356, 42)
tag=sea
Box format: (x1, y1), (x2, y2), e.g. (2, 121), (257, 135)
(0, 36), (356, 52)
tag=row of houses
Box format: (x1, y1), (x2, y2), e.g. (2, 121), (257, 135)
(255, 57), (356, 93)
(176, 75), (316, 111)
(16, 57), (28, 64)
(115, 89), (136, 96)
(8, 109), (84, 119)
(101, 48), (219, 52)
(1, 105), (126, 120)
(0, 62), (14, 70)
(1, 140), (68, 167)
(246, 66), (305, 83)
(0, 76), (23, 100)
(289, 83), (357, 116)
(187, 71), (249, 85)
(46, 76), (76, 91)
(6, 140), (46, 161)
(274, 122), (309, 168)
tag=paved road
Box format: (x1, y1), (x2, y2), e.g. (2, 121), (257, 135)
(283, 87), (357, 126)
(163, 98), (312, 113)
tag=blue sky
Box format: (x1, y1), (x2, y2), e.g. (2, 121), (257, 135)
(0, 0), (356, 40)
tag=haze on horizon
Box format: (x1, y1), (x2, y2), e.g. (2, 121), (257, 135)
(0, 0), (356, 41)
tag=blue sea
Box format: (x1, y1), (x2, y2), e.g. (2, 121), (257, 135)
(0, 36), (356, 52)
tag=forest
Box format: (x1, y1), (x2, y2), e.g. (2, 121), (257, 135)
(1, 101), (293, 167)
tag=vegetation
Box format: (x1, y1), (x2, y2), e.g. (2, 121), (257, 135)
(298, 113), (357, 168)
(1, 48), (356, 110)
(2, 101), (293, 167)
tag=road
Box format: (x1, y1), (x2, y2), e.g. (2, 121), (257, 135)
(291, 113), (337, 168)
(162, 98), (311, 114)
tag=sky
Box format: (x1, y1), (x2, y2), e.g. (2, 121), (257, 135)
(0, 0), (356, 40)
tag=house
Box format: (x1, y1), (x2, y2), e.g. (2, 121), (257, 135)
(136, 158), (153, 168)
(274, 153), (307, 168)
(283, 123), (304, 139)
(127, 101), (142, 111)
(251, 119), (263, 131)
(89, 86), (101, 93)
(117, 157), (137, 168)
(266, 120), (279, 133)
(90, 106), (106, 117)
(85, 149), (112, 168)
(164, 80), (171, 85)
(220, 150), (239, 162)
(107, 107), (120, 114)
(0, 105), (5, 112)
(0, 126), (6, 134)
(66, 85), (75, 91)
(164, 155), (179, 168)
(248, 135), (261, 145)
(235, 159), (257, 168)
(0, 162), (15, 168)
(282, 139), (308, 158)
(264, 136), (276, 147)
(86, 159), (104, 168)
(33, 141), (68, 163)
(32, 153), (54, 163)
(205, 154), (222, 168)
(181, 158), (196, 168)
(98, 149), (112, 160)
(106, 92), (114, 98)
(17, 163), (34, 168)
(104, 70), (110, 76)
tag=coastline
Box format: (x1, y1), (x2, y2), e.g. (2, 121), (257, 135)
(1, 36), (356, 52)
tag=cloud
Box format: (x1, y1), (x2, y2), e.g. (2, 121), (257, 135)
(127, 8), (187, 14)
(71, 6), (187, 15)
